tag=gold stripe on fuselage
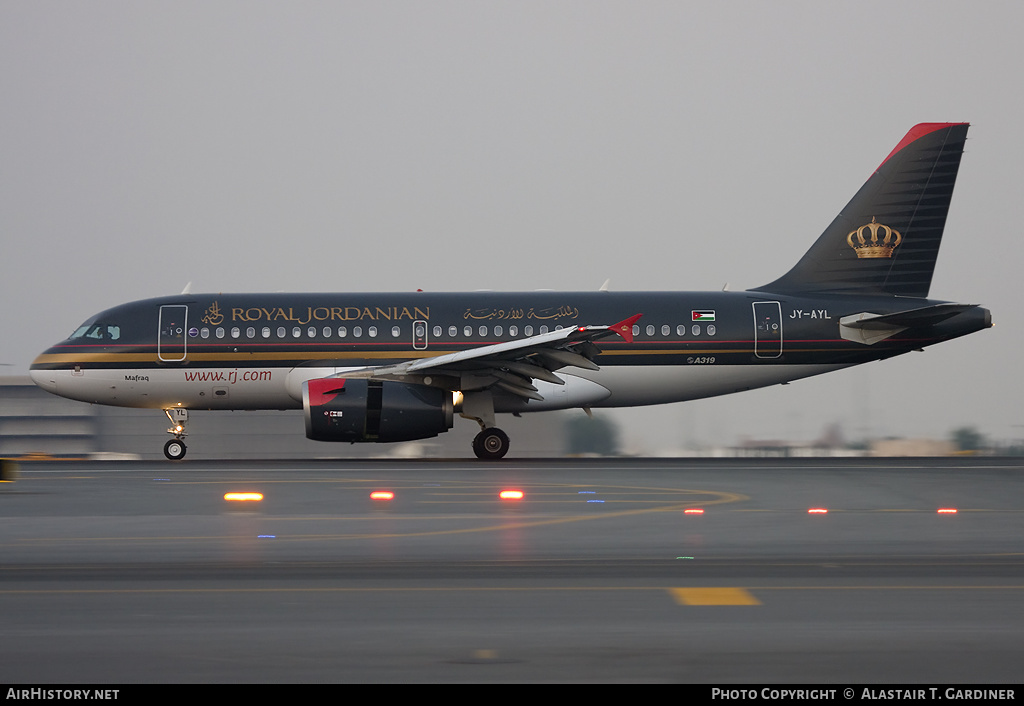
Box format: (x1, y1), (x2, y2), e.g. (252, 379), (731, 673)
(32, 351), (444, 365)
(33, 348), (714, 367)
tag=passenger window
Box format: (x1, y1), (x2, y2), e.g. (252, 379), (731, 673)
(292, 327), (301, 338)
(247, 327), (255, 338)
(323, 327), (331, 337)
(216, 328), (225, 339)
(231, 327), (240, 338)
(307, 326), (316, 337)
(646, 325), (655, 336)
(433, 325), (441, 338)
(338, 327), (347, 338)
(632, 324), (640, 337)
(540, 325), (549, 334)
(449, 326), (457, 337)
(676, 325), (685, 336)
(524, 325), (534, 336)
(262, 327), (271, 338)
(692, 324), (701, 336)
(392, 326), (401, 337)
(368, 326), (377, 338)
(509, 325), (518, 337)
(707, 325), (717, 336)
(277, 326), (286, 338)
(494, 325), (503, 336)
(464, 326), (472, 337)
(201, 328), (210, 339)
(661, 325), (670, 336)
(353, 326), (362, 338)
(479, 325), (487, 336)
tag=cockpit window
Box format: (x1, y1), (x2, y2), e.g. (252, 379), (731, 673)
(70, 324), (121, 341)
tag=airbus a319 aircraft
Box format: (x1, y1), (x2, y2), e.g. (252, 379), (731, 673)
(31, 123), (991, 460)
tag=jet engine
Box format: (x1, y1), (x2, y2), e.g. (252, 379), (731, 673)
(302, 378), (453, 443)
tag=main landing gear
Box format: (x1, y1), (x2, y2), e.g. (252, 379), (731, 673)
(461, 390), (510, 460)
(163, 408), (188, 460)
(472, 427), (510, 460)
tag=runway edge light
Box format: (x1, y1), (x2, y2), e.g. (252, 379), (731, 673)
(500, 489), (524, 500)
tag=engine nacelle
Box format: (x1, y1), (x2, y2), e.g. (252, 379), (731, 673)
(303, 378), (453, 443)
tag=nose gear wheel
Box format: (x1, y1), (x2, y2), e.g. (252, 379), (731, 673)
(163, 438), (187, 461)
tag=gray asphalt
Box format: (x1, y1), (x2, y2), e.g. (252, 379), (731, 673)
(1, 456), (1023, 684)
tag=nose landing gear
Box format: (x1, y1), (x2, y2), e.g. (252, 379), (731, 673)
(163, 408), (188, 460)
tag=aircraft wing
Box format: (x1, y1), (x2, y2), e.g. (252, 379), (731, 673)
(334, 313), (642, 400)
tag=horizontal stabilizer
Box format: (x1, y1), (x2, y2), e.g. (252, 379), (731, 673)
(840, 303), (975, 345)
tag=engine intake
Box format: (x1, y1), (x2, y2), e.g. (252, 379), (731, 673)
(303, 378), (453, 443)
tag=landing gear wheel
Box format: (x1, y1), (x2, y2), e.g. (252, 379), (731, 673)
(473, 428), (510, 460)
(163, 439), (187, 461)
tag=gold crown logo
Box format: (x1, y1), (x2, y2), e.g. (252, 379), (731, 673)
(847, 217), (902, 259)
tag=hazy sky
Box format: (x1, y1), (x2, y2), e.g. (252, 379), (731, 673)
(2, 1), (1022, 452)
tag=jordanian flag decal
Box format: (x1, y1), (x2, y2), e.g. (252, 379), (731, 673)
(692, 310), (715, 322)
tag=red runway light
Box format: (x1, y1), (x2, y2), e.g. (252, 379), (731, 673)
(499, 490), (524, 500)
(224, 492), (263, 502)
(937, 508), (958, 514)
(684, 508), (704, 514)
(807, 507), (828, 514)
(370, 491), (395, 501)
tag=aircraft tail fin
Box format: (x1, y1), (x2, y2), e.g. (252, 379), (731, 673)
(754, 123), (969, 298)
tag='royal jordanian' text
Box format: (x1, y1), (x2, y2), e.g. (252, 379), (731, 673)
(231, 306), (429, 324)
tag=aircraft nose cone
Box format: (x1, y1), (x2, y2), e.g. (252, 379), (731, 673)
(30, 367), (57, 393)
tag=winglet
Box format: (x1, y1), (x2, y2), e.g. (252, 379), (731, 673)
(609, 314), (642, 343)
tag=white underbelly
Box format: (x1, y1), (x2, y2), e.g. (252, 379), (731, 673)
(572, 363), (849, 408)
(34, 367), (296, 409)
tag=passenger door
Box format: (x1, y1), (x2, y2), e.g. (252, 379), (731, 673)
(158, 305), (188, 362)
(752, 301), (782, 358)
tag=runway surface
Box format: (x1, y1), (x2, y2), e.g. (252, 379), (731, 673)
(2, 456), (1023, 683)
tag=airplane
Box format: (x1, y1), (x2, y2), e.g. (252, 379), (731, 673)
(30, 123), (991, 460)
